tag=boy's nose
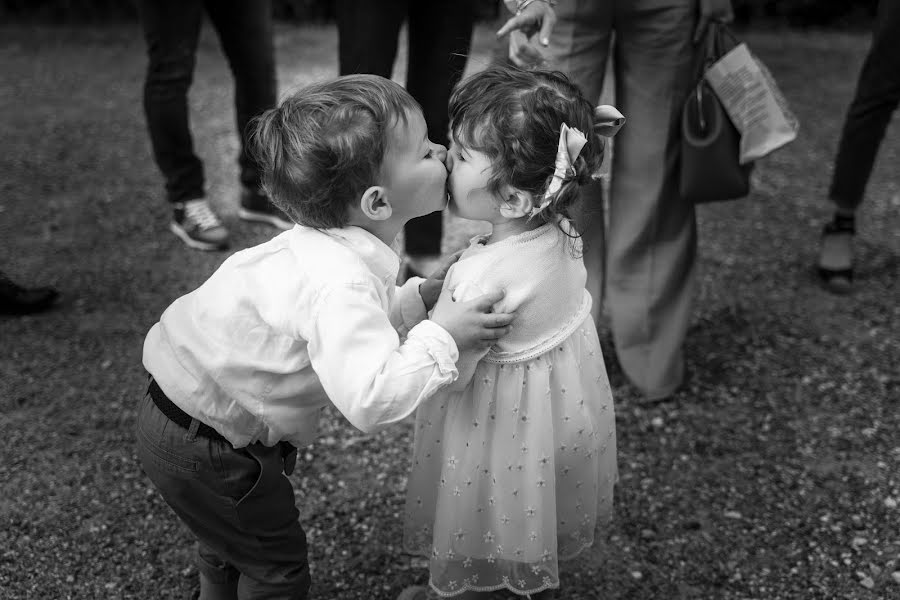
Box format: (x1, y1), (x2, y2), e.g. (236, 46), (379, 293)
(442, 147), (454, 172)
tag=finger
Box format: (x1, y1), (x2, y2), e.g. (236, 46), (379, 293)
(538, 10), (556, 46)
(482, 313), (515, 328)
(469, 289), (505, 310)
(481, 325), (511, 340)
(496, 15), (524, 38)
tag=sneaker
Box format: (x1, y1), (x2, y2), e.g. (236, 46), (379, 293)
(0, 271), (60, 315)
(170, 199), (230, 251)
(239, 188), (293, 230)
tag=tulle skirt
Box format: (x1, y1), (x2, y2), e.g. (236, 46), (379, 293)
(403, 317), (617, 597)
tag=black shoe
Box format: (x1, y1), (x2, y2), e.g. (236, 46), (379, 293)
(0, 272), (60, 315)
(239, 188), (293, 230)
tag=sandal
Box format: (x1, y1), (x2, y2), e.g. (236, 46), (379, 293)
(816, 212), (855, 294)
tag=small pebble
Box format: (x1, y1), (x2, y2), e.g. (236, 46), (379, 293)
(724, 511), (742, 519)
(891, 571), (900, 585)
(858, 575), (875, 589)
(650, 416), (664, 428)
(630, 571), (643, 580)
(885, 497), (897, 509)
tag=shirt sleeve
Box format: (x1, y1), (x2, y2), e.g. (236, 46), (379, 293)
(307, 283), (459, 434)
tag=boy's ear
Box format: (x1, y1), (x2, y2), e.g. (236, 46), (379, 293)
(359, 185), (392, 221)
(498, 187), (535, 219)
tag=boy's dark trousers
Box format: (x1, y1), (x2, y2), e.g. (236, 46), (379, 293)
(335, 0), (476, 258)
(136, 0), (277, 204)
(136, 387), (309, 599)
(829, 0), (900, 210)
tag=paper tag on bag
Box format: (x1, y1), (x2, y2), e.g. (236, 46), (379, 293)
(704, 43), (799, 164)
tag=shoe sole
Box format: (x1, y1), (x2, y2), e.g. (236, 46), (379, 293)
(238, 208), (293, 231)
(169, 223), (229, 251)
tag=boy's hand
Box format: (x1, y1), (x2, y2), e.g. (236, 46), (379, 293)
(419, 249), (464, 312)
(430, 287), (515, 352)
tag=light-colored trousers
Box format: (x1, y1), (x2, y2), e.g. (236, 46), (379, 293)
(544, 0), (698, 399)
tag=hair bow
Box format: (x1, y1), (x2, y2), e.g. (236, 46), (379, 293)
(531, 123), (587, 217)
(531, 105), (626, 218)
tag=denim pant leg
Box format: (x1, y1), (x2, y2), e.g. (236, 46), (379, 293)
(204, 0), (277, 193)
(135, 394), (310, 599)
(137, 0), (207, 204)
(828, 0), (900, 211)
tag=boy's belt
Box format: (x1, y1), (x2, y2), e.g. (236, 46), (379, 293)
(147, 378), (229, 444)
(146, 378), (298, 475)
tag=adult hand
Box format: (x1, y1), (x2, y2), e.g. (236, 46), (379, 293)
(496, 1), (557, 47)
(430, 288), (515, 352)
(418, 249), (464, 312)
(694, 0), (734, 43)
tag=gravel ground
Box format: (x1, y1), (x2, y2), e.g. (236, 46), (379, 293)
(1, 21), (898, 600)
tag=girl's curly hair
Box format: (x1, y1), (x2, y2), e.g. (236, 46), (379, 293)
(449, 64), (607, 239)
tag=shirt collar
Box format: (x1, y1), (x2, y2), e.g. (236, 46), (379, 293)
(321, 225), (401, 283)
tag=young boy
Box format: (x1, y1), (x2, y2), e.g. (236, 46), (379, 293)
(136, 74), (516, 600)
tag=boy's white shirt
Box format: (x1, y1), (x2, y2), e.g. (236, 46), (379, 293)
(142, 225), (459, 449)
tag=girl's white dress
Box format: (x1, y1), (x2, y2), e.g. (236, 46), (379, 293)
(403, 221), (617, 597)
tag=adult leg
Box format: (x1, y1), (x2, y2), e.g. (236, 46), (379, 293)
(136, 0), (206, 204)
(543, 0), (614, 325)
(819, 0), (900, 291)
(606, 0), (696, 400)
(205, 0), (290, 230)
(204, 0), (277, 195)
(402, 1), (477, 261)
(335, 0), (407, 77)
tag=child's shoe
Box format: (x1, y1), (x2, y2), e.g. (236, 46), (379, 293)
(239, 187), (293, 230)
(0, 271), (59, 315)
(170, 199), (230, 251)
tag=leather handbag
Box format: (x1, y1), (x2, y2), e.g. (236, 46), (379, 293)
(680, 22), (753, 204)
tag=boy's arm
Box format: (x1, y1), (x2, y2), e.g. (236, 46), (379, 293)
(307, 284), (459, 434)
(390, 251), (464, 336)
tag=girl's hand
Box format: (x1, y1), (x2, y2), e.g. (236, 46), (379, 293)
(418, 250), (464, 312)
(430, 288), (515, 352)
(694, 0), (734, 43)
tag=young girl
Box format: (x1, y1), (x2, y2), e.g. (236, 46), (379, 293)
(400, 65), (625, 599)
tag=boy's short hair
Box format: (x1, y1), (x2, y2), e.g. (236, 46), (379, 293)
(250, 74), (422, 229)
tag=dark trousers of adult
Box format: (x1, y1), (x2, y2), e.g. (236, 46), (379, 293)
(335, 0), (476, 258)
(545, 0), (696, 400)
(136, 0), (277, 204)
(829, 0), (900, 211)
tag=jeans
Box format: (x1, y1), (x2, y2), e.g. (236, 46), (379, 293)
(136, 0), (277, 204)
(335, 0), (476, 257)
(544, 0), (697, 399)
(136, 393), (310, 599)
(829, 0), (900, 211)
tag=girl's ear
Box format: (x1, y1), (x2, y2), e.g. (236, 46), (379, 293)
(358, 185), (392, 221)
(498, 187), (536, 219)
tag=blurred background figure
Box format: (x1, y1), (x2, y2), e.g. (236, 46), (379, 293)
(335, 0), (478, 279)
(0, 270), (59, 315)
(136, 0), (291, 252)
(816, 0), (899, 294)
(507, 0), (733, 402)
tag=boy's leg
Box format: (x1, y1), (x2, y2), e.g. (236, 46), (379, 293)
(135, 393), (310, 599)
